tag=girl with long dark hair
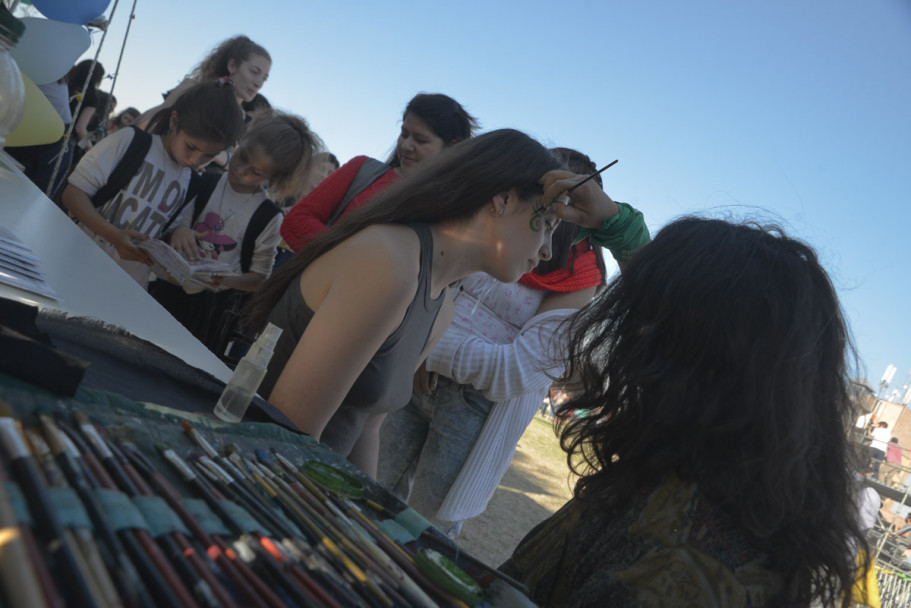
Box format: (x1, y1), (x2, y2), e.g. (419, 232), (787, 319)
(246, 129), (620, 476)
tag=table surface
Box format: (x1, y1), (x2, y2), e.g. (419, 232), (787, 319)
(0, 150), (232, 382)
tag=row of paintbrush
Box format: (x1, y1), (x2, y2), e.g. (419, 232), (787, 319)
(0, 401), (485, 608)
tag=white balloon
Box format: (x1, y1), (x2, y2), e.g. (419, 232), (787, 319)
(10, 18), (91, 85)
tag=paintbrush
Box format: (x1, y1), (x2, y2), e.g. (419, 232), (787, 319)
(252, 455), (406, 597)
(56, 420), (171, 608)
(24, 427), (123, 608)
(241, 462), (360, 608)
(242, 459), (352, 608)
(269, 449), (462, 608)
(217, 446), (383, 608)
(158, 444), (329, 608)
(0, 415), (50, 608)
(0, 403), (101, 608)
(246, 457), (400, 608)
(181, 424), (291, 532)
(565, 159), (618, 194)
(73, 412), (199, 608)
(41, 414), (153, 608)
(195, 455), (293, 538)
(117, 441), (275, 608)
(104, 437), (232, 608)
(190, 454), (349, 608)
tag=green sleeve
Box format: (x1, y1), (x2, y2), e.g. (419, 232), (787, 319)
(573, 202), (650, 263)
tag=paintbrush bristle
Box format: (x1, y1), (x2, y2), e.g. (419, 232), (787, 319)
(72, 411), (90, 425)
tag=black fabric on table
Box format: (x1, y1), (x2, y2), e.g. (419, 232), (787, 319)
(32, 309), (299, 432)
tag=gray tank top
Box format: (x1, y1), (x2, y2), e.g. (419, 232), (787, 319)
(261, 223), (444, 456)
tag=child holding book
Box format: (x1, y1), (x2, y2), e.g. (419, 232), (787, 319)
(150, 112), (318, 352)
(61, 81), (245, 286)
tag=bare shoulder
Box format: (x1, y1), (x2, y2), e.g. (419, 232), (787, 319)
(342, 225), (422, 276)
(301, 225), (422, 311)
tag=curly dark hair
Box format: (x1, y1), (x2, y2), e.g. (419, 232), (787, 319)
(190, 35), (270, 81)
(556, 217), (867, 606)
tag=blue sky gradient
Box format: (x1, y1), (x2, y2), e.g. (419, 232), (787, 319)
(62, 0), (911, 391)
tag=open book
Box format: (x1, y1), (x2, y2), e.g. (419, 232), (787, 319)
(135, 239), (233, 289)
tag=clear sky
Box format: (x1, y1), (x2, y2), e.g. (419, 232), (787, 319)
(52, 0), (911, 391)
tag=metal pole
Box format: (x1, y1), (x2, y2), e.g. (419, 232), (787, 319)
(45, 0), (122, 198)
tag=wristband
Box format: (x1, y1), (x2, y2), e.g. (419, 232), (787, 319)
(573, 202), (650, 263)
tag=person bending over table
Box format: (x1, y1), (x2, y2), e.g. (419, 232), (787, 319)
(244, 129), (620, 477)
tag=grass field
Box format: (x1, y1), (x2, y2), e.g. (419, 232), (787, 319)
(455, 415), (577, 566)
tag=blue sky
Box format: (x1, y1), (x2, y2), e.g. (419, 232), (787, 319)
(52, 0), (911, 391)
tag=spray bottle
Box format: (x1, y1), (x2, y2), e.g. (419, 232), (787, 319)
(213, 323), (282, 422)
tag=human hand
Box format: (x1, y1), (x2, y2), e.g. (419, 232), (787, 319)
(113, 229), (152, 264)
(539, 169), (619, 229)
(413, 362), (438, 395)
(169, 226), (205, 260)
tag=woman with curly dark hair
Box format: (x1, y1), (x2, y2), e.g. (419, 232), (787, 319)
(499, 214), (868, 607)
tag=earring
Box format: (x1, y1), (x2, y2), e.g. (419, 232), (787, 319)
(490, 206), (504, 218)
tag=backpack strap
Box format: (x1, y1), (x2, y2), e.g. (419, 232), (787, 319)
(190, 172), (222, 225)
(240, 199), (282, 273)
(90, 125), (153, 208)
(326, 157), (390, 226)
(159, 171), (220, 236)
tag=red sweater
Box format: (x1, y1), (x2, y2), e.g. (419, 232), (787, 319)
(281, 155), (399, 252)
(519, 243), (603, 293)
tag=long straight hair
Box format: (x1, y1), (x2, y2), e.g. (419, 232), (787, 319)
(558, 217), (866, 606)
(246, 128), (562, 330)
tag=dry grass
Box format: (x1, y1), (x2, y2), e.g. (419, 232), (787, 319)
(456, 415), (577, 566)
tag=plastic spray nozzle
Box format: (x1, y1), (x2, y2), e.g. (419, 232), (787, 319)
(245, 322), (283, 367)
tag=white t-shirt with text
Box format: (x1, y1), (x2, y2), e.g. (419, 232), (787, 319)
(68, 128), (193, 287)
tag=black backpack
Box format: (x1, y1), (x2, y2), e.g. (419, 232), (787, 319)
(161, 171), (281, 274)
(89, 126), (153, 208)
(89, 126), (205, 228)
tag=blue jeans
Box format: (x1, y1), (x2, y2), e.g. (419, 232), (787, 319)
(377, 376), (493, 534)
